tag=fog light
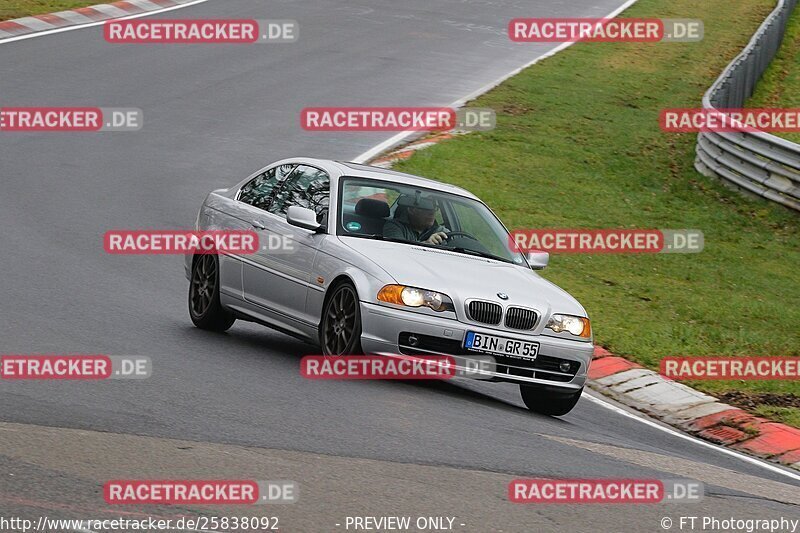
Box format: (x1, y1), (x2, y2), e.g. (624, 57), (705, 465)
(559, 361), (572, 373)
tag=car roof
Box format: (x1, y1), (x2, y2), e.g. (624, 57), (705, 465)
(275, 158), (478, 200)
(334, 161), (478, 199)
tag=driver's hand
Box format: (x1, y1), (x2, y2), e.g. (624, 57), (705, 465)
(423, 232), (448, 245)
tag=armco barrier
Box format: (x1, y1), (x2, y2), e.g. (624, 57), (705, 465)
(695, 0), (800, 211)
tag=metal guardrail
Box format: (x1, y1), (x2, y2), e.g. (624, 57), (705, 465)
(695, 0), (800, 211)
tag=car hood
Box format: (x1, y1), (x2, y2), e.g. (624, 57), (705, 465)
(339, 237), (587, 317)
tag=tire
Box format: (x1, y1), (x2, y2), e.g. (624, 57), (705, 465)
(320, 282), (363, 355)
(519, 384), (583, 416)
(188, 254), (235, 332)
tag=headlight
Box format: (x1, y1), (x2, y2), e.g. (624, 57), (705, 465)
(377, 285), (454, 312)
(546, 314), (591, 338)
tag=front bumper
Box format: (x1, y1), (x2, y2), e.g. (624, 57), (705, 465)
(360, 301), (592, 390)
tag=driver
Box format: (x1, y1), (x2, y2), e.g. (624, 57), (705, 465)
(383, 193), (449, 245)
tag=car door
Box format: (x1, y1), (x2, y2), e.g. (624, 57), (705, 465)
(234, 162), (295, 300)
(206, 163), (292, 300)
(242, 164), (330, 326)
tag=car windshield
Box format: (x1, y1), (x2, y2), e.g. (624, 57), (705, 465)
(338, 176), (526, 265)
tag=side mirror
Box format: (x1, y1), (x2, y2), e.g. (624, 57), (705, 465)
(286, 206), (322, 232)
(526, 251), (549, 270)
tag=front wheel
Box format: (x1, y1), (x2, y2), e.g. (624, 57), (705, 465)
(320, 282), (363, 355)
(188, 254), (235, 332)
(519, 384), (583, 416)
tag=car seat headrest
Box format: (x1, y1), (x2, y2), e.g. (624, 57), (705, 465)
(355, 198), (390, 218)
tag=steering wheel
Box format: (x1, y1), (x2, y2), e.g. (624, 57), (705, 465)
(444, 231), (480, 242)
(418, 226), (443, 242)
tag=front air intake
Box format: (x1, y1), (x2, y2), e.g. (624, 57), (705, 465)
(504, 306), (538, 330)
(466, 300), (502, 325)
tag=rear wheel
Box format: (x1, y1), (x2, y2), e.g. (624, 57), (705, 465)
(519, 384), (583, 416)
(320, 282), (363, 355)
(189, 254), (235, 332)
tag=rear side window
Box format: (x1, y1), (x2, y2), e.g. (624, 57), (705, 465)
(269, 165), (330, 220)
(238, 164), (296, 211)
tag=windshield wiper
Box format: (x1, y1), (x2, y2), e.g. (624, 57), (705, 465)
(445, 246), (513, 264)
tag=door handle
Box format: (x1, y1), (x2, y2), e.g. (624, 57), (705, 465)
(251, 221), (266, 230)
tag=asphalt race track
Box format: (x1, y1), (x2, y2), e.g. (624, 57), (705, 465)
(0, 1), (798, 531)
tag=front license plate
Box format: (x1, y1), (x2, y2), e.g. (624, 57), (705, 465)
(464, 331), (539, 359)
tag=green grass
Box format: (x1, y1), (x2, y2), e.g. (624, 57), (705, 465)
(755, 406), (800, 428)
(1, 1), (108, 21)
(747, 4), (800, 143)
(393, 0), (800, 427)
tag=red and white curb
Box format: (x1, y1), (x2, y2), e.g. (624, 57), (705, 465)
(589, 347), (800, 471)
(369, 131), (465, 168)
(0, 0), (199, 41)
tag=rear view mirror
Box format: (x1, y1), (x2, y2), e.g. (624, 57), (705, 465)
(526, 251), (549, 270)
(286, 206), (322, 232)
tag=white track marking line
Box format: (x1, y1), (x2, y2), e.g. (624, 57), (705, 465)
(582, 392), (800, 483)
(0, 0), (212, 46)
(353, 0), (641, 163)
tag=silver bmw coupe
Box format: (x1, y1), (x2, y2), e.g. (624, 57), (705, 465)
(186, 158), (593, 415)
